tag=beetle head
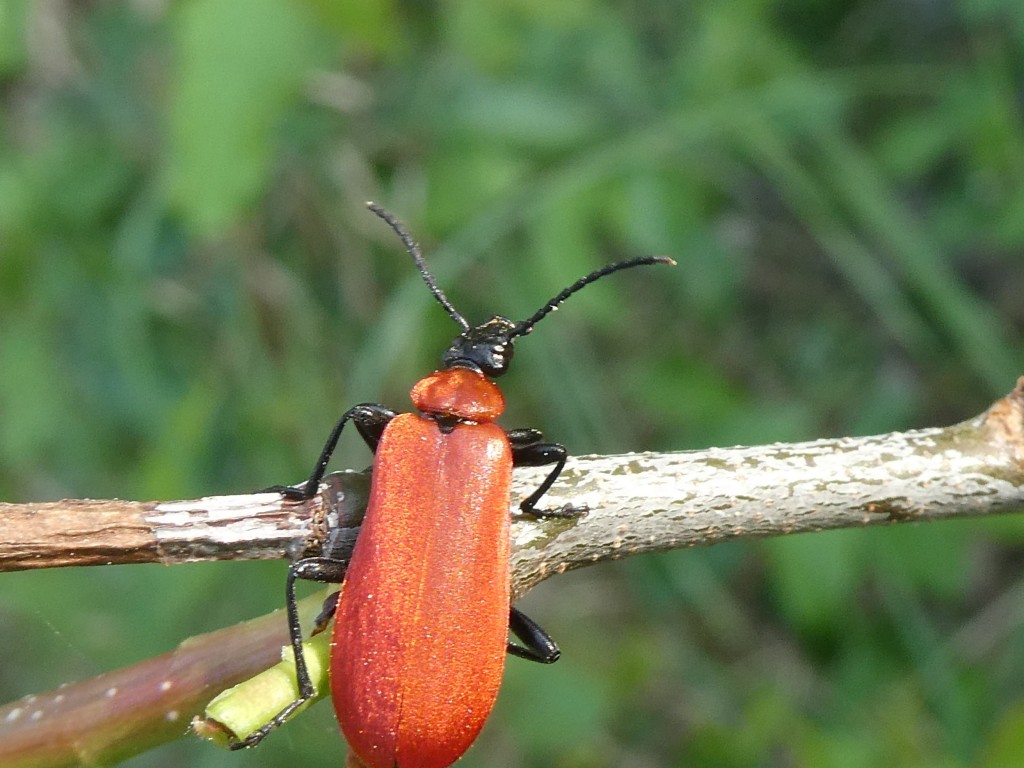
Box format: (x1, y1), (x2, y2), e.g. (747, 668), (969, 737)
(441, 316), (517, 377)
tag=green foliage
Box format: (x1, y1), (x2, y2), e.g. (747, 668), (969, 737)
(1, 1), (1023, 766)
(168, 0), (326, 233)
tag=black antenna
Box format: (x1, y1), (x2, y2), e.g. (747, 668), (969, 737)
(367, 202), (470, 331)
(512, 255), (676, 338)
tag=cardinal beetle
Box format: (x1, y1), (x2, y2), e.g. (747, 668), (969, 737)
(232, 203), (673, 767)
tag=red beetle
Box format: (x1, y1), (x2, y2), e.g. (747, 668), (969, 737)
(233, 203), (672, 767)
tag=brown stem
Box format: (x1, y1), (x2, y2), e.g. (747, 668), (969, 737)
(2, 381), (1021, 583)
(0, 611), (289, 767)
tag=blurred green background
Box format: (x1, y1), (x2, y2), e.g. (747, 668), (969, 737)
(2, 1), (1024, 766)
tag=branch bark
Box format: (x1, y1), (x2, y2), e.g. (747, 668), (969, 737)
(1, 378), (1023, 585)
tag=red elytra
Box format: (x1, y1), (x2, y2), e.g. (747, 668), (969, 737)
(332, 369), (511, 768)
(230, 203), (672, 767)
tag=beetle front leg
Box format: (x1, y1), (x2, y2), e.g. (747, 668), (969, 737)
(507, 428), (585, 518)
(506, 606), (560, 664)
(264, 403), (396, 500)
(229, 557), (347, 750)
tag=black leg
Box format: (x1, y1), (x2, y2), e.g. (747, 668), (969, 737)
(312, 590), (341, 635)
(229, 557), (348, 750)
(264, 403), (396, 500)
(353, 405), (397, 453)
(508, 428), (585, 519)
(506, 606), (560, 664)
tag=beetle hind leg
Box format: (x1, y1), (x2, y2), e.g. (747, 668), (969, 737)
(506, 606), (560, 664)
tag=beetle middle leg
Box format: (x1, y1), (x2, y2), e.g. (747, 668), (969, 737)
(507, 428), (585, 518)
(229, 556), (347, 750)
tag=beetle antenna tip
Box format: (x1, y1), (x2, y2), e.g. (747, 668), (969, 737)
(367, 204), (470, 330)
(512, 254), (674, 338)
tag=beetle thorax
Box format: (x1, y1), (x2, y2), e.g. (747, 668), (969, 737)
(410, 367), (506, 423)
